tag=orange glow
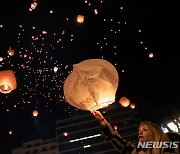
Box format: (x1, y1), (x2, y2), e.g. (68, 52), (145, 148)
(77, 15), (84, 23)
(0, 70), (17, 94)
(33, 110), (38, 116)
(130, 103), (135, 109)
(8, 49), (15, 56)
(119, 96), (130, 107)
(63, 132), (68, 136)
(149, 52), (154, 58)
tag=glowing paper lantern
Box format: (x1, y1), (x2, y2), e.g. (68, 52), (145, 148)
(63, 59), (119, 111)
(130, 103), (135, 109)
(0, 57), (3, 62)
(119, 96), (130, 107)
(9, 130), (13, 135)
(53, 66), (58, 73)
(149, 52), (154, 58)
(31, 2), (37, 9)
(33, 110), (38, 117)
(77, 15), (84, 23)
(114, 125), (118, 130)
(63, 132), (68, 136)
(0, 70), (17, 94)
(8, 48), (15, 56)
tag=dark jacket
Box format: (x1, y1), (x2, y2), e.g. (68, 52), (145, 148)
(101, 123), (179, 154)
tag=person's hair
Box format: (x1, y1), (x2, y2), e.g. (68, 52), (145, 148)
(139, 121), (170, 154)
(139, 121), (170, 142)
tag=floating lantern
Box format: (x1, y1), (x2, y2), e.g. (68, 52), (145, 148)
(0, 70), (17, 94)
(33, 110), (38, 117)
(63, 59), (119, 111)
(114, 125), (118, 130)
(8, 48), (15, 56)
(63, 132), (68, 136)
(77, 15), (84, 23)
(149, 52), (154, 58)
(53, 66), (58, 73)
(9, 130), (13, 135)
(130, 103), (135, 109)
(0, 57), (3, 62)
(119, 96), (130, 107)
(31, 2), (37, 9)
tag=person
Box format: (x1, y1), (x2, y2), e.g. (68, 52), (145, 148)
(166, 132), (180, 152)
(91, 110), (179, 154)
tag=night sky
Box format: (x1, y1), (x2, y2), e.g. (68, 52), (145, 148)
(0, 0), (179, 153)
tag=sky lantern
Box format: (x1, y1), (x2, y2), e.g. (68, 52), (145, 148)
(53, 66), (58, 73)
(7, 48), (15, 56)
(33, 110), (38, 117)
(149, 52), (154, 58)
(31, 2), (37, 10)
(63, 59), (119, 111)
(119, 96), (130, 107)
(0, 70), (17, 94)
(9, 130), (13, 135)
(63, 131), (68, 136)
(77, 15), (84, 23)
(130, 103), (135, 109)
(113, 125), (118, 130)
(0, 57), (3, 62)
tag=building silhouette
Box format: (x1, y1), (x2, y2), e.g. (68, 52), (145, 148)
(56, 102), (140, 154)
(12, 138), (59, 154)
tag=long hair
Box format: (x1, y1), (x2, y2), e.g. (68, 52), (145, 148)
(139, 121), (170, 154)
(139, 121), (170, 142)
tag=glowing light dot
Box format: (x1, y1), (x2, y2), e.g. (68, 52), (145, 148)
(42, 31), (47, 34)
(33, 110), (38, 117)
(94, 9), (98, 14)
(130, 103), (135, 109)
(0, 57), (3, 61)
(63, 132), (68, 136)
(9, 130), (13, 135)
(149, 53), (154, 58)
(114, 125), (118, 130)
(54, 66), (58, 73)
(77, 15), (84, 23)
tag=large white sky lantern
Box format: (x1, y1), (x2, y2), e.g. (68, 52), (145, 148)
(63, 59), (119, 111)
